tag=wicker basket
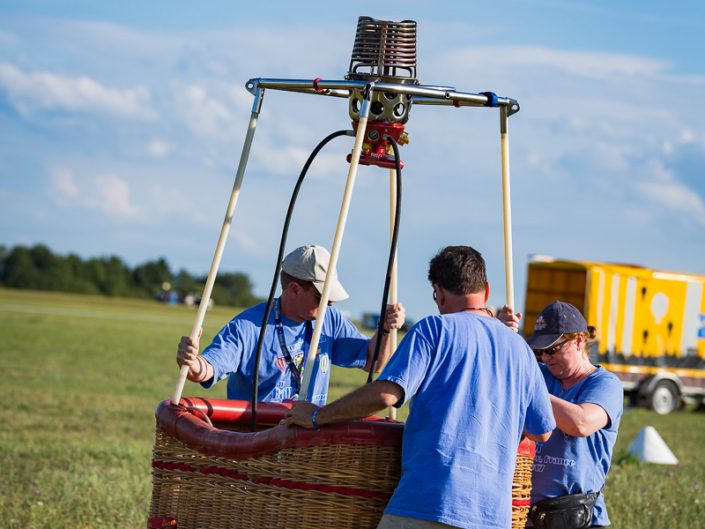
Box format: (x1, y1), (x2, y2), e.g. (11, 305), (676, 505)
(513, 437), (536, 529)
(148, 398), (534, 529)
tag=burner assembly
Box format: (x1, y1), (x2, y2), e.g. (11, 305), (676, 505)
(174, 15), (521, 409)
(345, 17), (417, 168)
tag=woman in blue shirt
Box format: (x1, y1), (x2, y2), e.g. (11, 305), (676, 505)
(502, 301), (623, 529)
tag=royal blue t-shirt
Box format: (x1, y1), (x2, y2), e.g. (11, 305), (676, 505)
(377, 312), (556, 529)
(200, 300), (369, 406)
(531, 364), (623, 526)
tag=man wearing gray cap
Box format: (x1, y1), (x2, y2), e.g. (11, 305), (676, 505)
(177, 244), (405, 406)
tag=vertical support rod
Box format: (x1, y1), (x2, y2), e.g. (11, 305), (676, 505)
(388, 167), (398, 420)
(499, 106), (515, 309)
(299, 86), (374, 399)
(171, 88), (265, 406)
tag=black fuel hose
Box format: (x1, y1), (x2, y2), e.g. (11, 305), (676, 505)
(366, 135), (403, 383)
(250, 129), (353, 431)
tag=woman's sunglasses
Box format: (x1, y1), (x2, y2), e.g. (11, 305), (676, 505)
(533, 337), (572, 356)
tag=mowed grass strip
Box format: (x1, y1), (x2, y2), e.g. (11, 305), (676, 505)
(1, 288), (705, 528)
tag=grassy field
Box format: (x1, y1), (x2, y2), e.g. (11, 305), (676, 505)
(1, 288), (704, 528)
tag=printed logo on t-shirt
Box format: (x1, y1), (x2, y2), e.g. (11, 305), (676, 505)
(533, 443), (576, 474)
(311, 393), (327, 406)
(274, 356), (287, 373)
(274, 379), (296, 401)
(291, 349), (304, 369)
(318, 352), (330, 374)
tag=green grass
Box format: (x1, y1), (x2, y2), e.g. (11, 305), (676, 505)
(1, 288), (704, 528)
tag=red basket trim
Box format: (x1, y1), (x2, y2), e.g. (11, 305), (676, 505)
(152, 460), (392, 500)
(147, 516), (177, 528)
(517, 437), (536, 458)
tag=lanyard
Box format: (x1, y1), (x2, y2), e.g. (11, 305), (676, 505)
(273, 297), (312, 394)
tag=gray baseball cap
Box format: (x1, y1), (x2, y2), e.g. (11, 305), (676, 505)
(281, 245), (349, 302)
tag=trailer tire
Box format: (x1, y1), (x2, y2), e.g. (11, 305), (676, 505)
(649, 381), (680, 415)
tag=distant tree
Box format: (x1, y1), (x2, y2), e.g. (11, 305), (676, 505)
(132, 258), (172, 297)
(173, 268), (202, 296)
(85, 257), (109, 294)
(65, 253), (99, 294)
(0, 245), (7, 285)
(211, 272), (261, 308)
(77, 255), (132, 296)
(29, 244), (69, 290)
(102, 256), (134, 296)
(0, 243), (260, 305)
(3, 246), (40, 288)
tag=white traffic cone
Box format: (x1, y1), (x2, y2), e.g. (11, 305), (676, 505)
(627, 426), (679, 465)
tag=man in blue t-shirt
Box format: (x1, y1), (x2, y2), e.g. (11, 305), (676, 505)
(285, 246), (556, 529)
(176, 244), (405, 406)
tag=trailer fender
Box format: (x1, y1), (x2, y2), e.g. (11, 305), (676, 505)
(636, 373), (683, 414)
(637, 372), (684, 398)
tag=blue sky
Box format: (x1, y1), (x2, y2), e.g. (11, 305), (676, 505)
(1, 1), (705, 321)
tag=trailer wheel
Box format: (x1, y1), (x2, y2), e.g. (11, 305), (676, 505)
(649, 381), (680, 415)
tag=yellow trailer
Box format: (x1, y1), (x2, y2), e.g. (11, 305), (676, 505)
(523, 256), (705, 414)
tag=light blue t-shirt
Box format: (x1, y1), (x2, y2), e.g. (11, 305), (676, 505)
(531, 364), (623, 526)
(201, 300), (369, 406)
(377, 312), (556, 529)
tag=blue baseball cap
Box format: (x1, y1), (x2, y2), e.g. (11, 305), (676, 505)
(526, 301), (588, 350)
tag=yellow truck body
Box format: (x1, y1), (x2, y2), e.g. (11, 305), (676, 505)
(523, 256), (705, 413)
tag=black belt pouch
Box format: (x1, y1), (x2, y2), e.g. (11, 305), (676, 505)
(527, 491), (599, 529)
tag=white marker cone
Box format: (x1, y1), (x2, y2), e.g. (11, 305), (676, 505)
(627, 426), (679, 465)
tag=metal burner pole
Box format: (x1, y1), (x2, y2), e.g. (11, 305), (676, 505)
(299, 85), (374, 399)
(500, 105), (515, 309)
(171, 87), (265, 406)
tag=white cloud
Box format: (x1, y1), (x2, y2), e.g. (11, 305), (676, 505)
(95, 174), (136, 218)
(634, 160), (705, 225)
(173, 83), (233, 136)
(230, 229), (267, 254)
(49, 168), (137, 218)
(147, 139), (171, 158)
(680, 129), (696, 143)
(251, 142), (346, 180)
(639, 180), (705, 225)
(0, 62), (156, 120)
(51, 168), (79, 199)
(252, 144), (309, 175)
(441, 45), (669, 81)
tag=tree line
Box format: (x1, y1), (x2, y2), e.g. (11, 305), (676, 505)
(0, 243), (262, 308)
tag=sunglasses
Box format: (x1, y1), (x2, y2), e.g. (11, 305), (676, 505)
(533, 338), (572, 356)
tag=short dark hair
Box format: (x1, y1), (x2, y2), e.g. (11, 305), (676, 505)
(427, 246), (487, 295)
(280, 271), (315, 291)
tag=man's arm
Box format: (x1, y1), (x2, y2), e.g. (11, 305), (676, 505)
(363, 303), (405, 373)
(176, 330), (215, 383)
(550, 396), (609, 437)
(284, 380), (404, 428)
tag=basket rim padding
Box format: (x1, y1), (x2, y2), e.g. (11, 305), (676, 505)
(155, 398), (404, 461)
(517, 436), (536, 458)
(177, 396), (399, 425)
